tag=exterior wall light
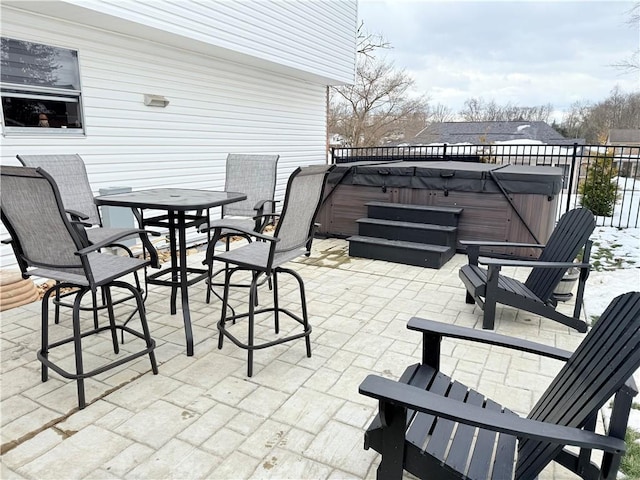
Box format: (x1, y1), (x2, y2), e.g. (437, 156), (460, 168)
(143, 94), (170, 107)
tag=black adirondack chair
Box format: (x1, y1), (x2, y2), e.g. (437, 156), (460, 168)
(360, 291), (640, 480)
(459, 207), (596, 332)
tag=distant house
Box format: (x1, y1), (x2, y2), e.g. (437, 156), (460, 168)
(410, 121), (581, 146)
(0, 0), (357, 269)
(607, 129), (640, 178)
(607, 129), (640, 146)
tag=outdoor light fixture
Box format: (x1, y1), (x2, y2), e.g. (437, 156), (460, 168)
(143, 94), (169, 107)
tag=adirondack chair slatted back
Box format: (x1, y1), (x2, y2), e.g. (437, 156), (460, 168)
(517, 291), (640, 479)
(524, 208), (595, 303)
(272, 164), (331, 254)
(223, 154), (279, 218)
(1, 166), (85, 271)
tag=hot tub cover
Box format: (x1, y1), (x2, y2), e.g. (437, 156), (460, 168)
(331, 161), (563, 196)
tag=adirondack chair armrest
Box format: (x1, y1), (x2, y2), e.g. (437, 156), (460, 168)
(359, 375), (626, 454)
(479, 257), (591, 270)
(407, 317), (571, 361)
(463, 241), (545, 264)
(461, 240), (545, 249)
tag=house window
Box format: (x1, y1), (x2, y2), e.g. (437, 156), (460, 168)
(1, 37), (84, 134)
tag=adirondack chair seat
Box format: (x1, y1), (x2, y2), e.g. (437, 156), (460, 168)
(460, 263), (545, 306)
(360, 291), (640, 480)
(459, 208), (596, 332)
(364, 362), (520, 480)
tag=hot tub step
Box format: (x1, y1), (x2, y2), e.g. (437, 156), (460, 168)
(366, 202), (463, 226)
(356, 218), (457, 247)
(348, 235), (455, 269)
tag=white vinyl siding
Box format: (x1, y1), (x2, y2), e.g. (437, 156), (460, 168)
(17, 0), (357, 85)
(0, 6), (339, 268)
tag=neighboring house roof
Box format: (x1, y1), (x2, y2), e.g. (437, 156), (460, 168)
(608, 129), (640, 145)
(411, 121), (582, 145)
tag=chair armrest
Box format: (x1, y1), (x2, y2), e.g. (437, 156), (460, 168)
(253, 199), (279, 211)
(209, 224), (278, 243)
(463, 241), (546, 265)
(253, 212), (281, 232)
(76, 228), (161, 268)
(407, 317), (571, 361)
(66, 209), (91, 222)
(359, 375), (626, 454)
(479, 257), (590, 270)
(461, 240), (546, 249)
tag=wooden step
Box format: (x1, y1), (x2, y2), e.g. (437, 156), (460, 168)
(366, 202), (463, 226)
(348, 235), (456, 269)
(356, 218), (457, 247)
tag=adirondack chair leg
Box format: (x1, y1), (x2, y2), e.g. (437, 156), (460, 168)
(573, 240), (592, 321)
(601, 384), (635, 479)
(482, 264), (500, 329)
(465, 291), (475, 304)
(421, 331), (441, 369)
(377, 402), (406, 480)
(577, 413), (597, 474)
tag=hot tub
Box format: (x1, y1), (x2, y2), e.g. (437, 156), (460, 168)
(317, 160), (563, 255)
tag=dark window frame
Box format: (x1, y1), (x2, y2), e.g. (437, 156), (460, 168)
(1, 37), (85, 136)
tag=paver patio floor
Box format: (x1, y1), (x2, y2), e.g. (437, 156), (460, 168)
(1, 238), (595, 479)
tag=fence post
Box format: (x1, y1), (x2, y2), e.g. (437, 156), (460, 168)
(565, 142), (578, 214)
(442, 143), (448, 160)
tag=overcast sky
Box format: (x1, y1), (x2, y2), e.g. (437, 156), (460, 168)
(357, 0), (639, 121)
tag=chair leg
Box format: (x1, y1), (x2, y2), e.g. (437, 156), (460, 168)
(41, 287), (57, 382)
(54, 281), (61, 324)
(377, 403), (407, 480)
(93, 289), (101, 330)
(126, 282), (158, 375)
(207, 236), (231, 304)
(279, 267), (312, 358)
(465, 291), (475, 304)
(72, 289), (89, 410)
(273, 272), (279, 334)
(103, 287), (120, 354)
(247, 273), (260, 378)
(218, 268), (233, 350)
(482, 265), (500, 330)
(291, 268), (312, 358)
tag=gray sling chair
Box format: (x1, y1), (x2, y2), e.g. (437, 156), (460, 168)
(204, 164), (333, 376)
(200, 153), (279, 304)
(1, 166), (160, 409)
(17, 154), (144, 329)
(360, 291), (640, 480)
(458, 207), (596, 332)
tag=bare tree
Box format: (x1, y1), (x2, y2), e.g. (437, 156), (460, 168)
(459, 97), (554, 123)
(560, 87), (640, 143)
(329, 25), (428, 147)
(561, 100), (592, 139)
(355, 20), (390, 58)
(611, 3), (640, 73)
(428, 103), (455, 123)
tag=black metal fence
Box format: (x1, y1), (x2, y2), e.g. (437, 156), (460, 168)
(330, 143), (640, 228)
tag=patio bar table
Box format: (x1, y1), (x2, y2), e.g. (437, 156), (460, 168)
(95, 188), (247, 356)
